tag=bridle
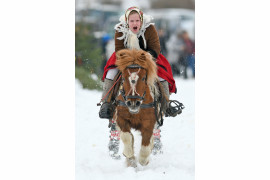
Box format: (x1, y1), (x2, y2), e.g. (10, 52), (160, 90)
(117, 64), (164, 127)
(118, 64), (154, 108)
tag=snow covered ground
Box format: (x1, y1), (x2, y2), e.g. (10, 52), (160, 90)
(75, 77), (195, 180)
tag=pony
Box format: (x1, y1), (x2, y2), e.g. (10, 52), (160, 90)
(113, 49), (162, 167)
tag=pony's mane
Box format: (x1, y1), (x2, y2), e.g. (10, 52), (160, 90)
(115, 49), (158, 88)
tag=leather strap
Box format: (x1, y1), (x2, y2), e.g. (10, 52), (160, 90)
(117, 100), (155, 109)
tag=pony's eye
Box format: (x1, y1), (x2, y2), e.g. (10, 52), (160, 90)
(142, 77), (145, 81)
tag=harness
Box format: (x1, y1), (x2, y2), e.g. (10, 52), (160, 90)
(117, 100), (155, 109)
(116, 64), (164, 127)
(120, 89), (146, 101)
(98, 64), (165, 126)
(117, 88), (164, 127)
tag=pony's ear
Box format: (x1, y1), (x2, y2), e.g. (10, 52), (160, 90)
(116, 49), (129, 57)
(139, 52), (146, 60)
(119, 52), (126, 57)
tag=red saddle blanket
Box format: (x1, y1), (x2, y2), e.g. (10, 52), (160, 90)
(102, 52), (176, 93)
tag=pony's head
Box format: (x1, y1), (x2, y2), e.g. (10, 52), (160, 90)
(116, 49), (158, 114)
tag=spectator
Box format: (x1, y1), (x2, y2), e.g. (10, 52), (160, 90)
(180, 31), (195, 78)
(157, 28), (168, 57)
(166, 31), (185, 76)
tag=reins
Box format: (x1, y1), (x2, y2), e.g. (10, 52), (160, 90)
(97, 74), (122, 106)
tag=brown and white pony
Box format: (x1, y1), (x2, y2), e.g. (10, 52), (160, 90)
(114, 49), (160, 167)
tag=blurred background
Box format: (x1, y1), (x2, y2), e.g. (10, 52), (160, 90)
(75, 0), (195, 90)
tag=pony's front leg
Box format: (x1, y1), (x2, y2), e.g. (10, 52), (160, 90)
(117, 115), (134, 159)
(120, 131), (134, 158)
(139, 128), (154, 166)
(120, 130), (137, 167)
(117, 112), (136, 167)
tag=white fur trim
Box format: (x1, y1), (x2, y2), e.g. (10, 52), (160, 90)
(127, 30), (141, 50)
(115, 14), (154, 50)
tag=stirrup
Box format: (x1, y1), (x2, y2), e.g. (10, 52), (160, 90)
(165, 100), (185, 117)
(99, 102), (114, 119)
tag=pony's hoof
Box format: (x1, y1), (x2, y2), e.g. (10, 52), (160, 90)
(126, 156), (137, 168)
(139, 158), (149, 166)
